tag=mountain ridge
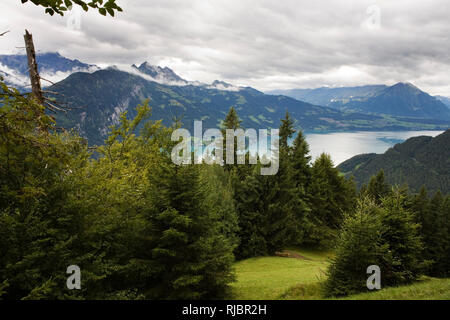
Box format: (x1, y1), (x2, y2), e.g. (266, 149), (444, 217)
(269, 83), (450, 120)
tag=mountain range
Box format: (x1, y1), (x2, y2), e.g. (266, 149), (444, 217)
(50, 67), (396, 145)
(269, 83), (450, 120)
(338, 129), (450, 194)
(1, 52), (449, 146)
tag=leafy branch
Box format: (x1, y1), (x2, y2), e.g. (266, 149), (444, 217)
(20, 0), (123, 17)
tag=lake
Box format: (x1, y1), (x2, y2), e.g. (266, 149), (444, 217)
(304, 130), (445, 166)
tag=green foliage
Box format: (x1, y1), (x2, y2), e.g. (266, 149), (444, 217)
(1, 73), (447, 300)
(324, 197), (387, 297)
(324, 190), (426, 297)
(305, 153), (356, 247)
(20, 0), (122, 17)
(365, 170), (391, 204)
(0, 78), (236, 299)
(0, 80), (91, 299)
(411, 189), (450, 277)
(378, 189), (425, 284)
(143, 159), (236, 299)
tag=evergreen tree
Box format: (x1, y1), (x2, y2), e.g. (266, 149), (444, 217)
(221, 107), (242, 169)
(305, 153), (356, 247)
(144, 157), (235, 299)
(279, 111), (295, 151)
(234, 166), (269, 259)
(289, 129), (312, 245)
(325, 190), (426, 297)
(0, 81), (91, 299)
(324, 197), (388, 297)
(366, 170), (391, 204)
(425, 191), (449, 276)
(378, 188), (425, 284)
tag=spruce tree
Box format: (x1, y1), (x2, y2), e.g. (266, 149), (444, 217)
(425, 191), (449, 276)
(324, 197), (388, 297)
(144, 158), (235, 299)
(366, 170), (391, 204)
(221, 107), (242, 169)
(379, 189), (425, 284)
(305, 153), (356, 247)
(289, 129), (312, 245)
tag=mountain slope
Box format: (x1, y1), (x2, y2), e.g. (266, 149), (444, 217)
(338, 129), (450, 194)
(436, 95), (450, 109)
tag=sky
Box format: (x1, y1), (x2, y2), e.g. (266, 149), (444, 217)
(1, 0), (450, 95)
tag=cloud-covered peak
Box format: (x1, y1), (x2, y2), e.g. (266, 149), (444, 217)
(133, 62), (187, 84)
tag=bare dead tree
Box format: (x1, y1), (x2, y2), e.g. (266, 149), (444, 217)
(23, 30), (72, 115)
(24, 29), (44, 104)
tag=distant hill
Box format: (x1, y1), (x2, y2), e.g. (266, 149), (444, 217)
(338, 130), (450, 194)
(270, 83), (450, 120)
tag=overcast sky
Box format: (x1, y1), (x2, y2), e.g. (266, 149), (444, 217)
(1, 0), (450, 95)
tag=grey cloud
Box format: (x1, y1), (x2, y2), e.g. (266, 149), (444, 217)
(1, 0), (450, 95)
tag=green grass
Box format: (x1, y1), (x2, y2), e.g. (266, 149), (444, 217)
(232, 248), (450, 300)
(339, 278), (450, 300)
(231, 248), (331, 300)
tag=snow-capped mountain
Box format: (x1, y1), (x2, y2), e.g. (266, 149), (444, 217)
(0, 52), (98, 89)
(0, 51), (244, 93)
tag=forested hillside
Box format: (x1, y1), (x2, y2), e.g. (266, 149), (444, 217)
(338, 130), (450, 194)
